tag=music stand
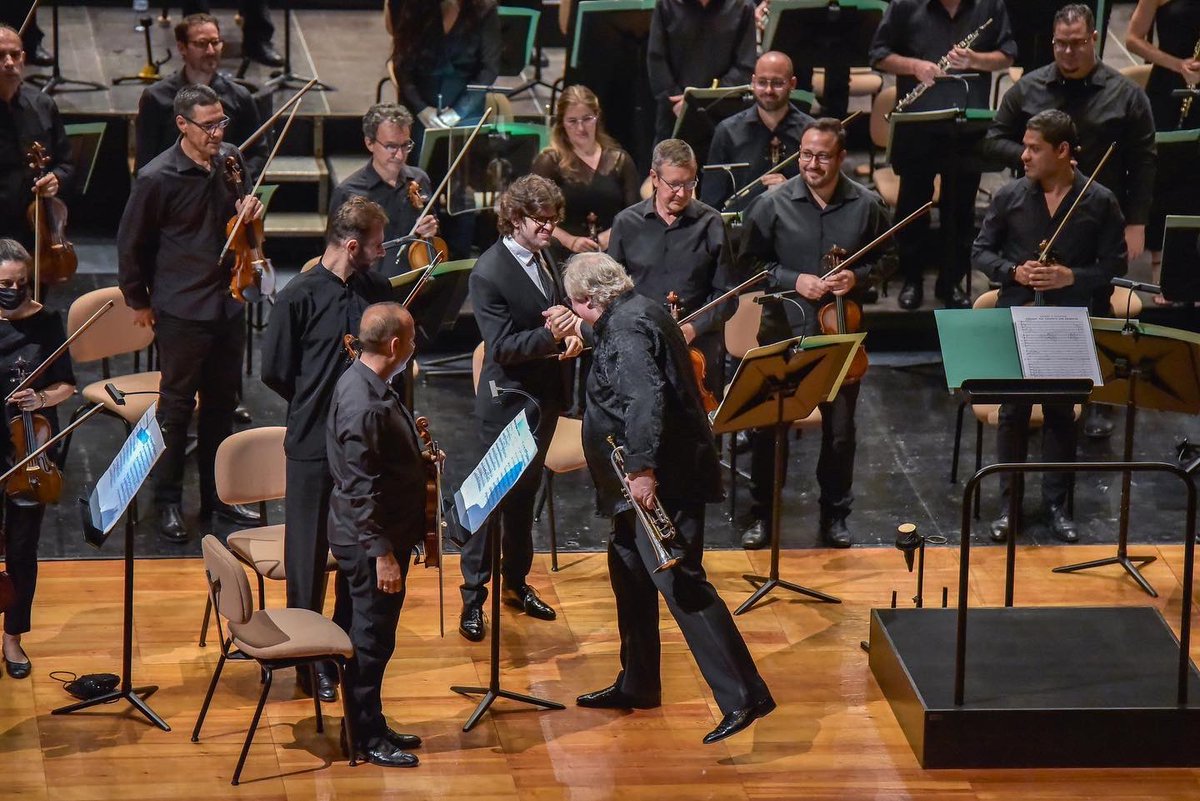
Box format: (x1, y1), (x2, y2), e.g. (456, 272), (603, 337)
(713, 332), (863, 614)
(1053, 318), (1200, 596)
(255, 1), (332, 94)
(498, 5), (552, 101)
(24, 0), (105, 94)
(672, 86), (817, 151)
(112, 15), (172, 86)
(1161, 215), (1200, 303)
(390, 259), (475, 381)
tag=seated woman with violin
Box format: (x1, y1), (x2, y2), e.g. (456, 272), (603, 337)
(532, 85), (641, 264)
(0, 238), (76, 680)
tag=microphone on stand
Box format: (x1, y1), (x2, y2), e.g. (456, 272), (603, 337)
(895, 522), (920, 573)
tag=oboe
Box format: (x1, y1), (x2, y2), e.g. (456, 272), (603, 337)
(890, 18), (993, 117)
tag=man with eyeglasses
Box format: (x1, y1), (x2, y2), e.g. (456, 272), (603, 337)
(182, 1), (283, 68)
(329, 103), (439, 279)
(134, 14), (268, 181)
(0, 24), (73, 255)
(985, 3), (1155, 440)
(458, 174), (586, 642)
(737, 118), (892, 550)
(702, 51), (814, 213)
(118, 84), (265, 544)
(608, 139), (736, 397)
(869, 0), (1017, 312)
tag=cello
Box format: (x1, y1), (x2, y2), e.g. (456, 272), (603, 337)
(25, 142), (78, 297)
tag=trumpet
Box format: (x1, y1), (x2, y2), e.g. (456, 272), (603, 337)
(607, 436), (680, 573)
(889, 18), (993, 118)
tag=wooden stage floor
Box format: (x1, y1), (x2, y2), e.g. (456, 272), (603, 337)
(4, 545), (1200, 800)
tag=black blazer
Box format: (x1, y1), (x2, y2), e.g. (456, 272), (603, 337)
(470, 240), (571, 446)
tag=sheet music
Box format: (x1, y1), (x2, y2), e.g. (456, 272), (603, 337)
(1010, 306), (1103, 386)
(454, 409), (539, 534)
(89, 402), (166, 535)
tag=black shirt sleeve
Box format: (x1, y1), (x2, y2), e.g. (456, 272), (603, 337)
(116, 171), (161, 311)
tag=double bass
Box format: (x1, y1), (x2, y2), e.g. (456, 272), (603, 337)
(25, 142), (77, 296)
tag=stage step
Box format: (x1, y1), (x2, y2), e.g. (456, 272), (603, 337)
(264, 212), (326, 238)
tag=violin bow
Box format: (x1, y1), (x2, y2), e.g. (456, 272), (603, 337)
(5, 299), (114, 403)
(19, 1), (40, 38)
(406, 106), (494, 237)
(722, 111), (862, 211)
(401, 255), (442, 308)
(818, 201), (933, 281)
(677, 270), (769, 328)
(1038, 142), (1116, 263)
(238, 77), (319, 154)
(218, 78), (315, 267)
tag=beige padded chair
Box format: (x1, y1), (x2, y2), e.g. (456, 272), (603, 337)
(58, 287), (159, 467)
(472, 342), (585, 571)
(198, 426), (338, 646)
(869, 86), (940, 208)
(1121, 63), (1152, 89)
(192, 535), (355, 786)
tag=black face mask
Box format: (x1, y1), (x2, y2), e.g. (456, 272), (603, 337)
(0, 284), (28, 311)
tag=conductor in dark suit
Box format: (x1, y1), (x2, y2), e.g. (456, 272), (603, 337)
(458, 174), (587, 641)
(564, 251), (774, 745)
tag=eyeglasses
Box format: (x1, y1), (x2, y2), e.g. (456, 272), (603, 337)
(375, 139), (416, 155)
(187, 38), (224, 50)
(182, 115), (232, 137)
(656, 176), (698, 193)
(751, 78), (789, 90)
(1052, 37), (1092, 53)
(563, 115), (597, 128)
(528, 215), (562, 232)
(0, 48), (23, 62)
(799, 150), (836, 165)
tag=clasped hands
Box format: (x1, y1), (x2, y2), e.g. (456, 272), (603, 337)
(1015, 260), (1075, 291)
(418, 106), (461, 130)
(543, 305), (584, 359)
(795, 269), (855, 301)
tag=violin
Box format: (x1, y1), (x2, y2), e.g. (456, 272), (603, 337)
(815, 245), (869, 384)
(586, 211), (599, 245)
(403, 180), (449, 270)
(6, 357), (63, 506)
(25, 142), (77, 295)
(666, 291), (719, 413)
(223, 156), (276, 303)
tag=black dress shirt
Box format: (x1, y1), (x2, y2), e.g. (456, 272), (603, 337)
(117, 141), (246, 321)
(328, 162), (433, 278)
(738, 173), (893, 334)
(260, 264), (395, 461)
(868, 0), (1017, 109)
(390, 2), (501, 112)
(607, 196), (735, 336)
(984, 62), (1157, 226)
(647, 0), (756, 100)
(971, 172), (1128, 308)
(582, 291), (723, 516)
(134, 69), (268, 180)
(0, 85), (73, 246)
(701, 103), (814, 212)
(327, 359), (425, 558)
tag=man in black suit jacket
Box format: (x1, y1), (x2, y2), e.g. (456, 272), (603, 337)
(459, 174), (586, 641)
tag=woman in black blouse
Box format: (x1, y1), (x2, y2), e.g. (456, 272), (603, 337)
(532, 85), (641, 263)
(386, 0), (501, 138)
(0, 239), (76, 679)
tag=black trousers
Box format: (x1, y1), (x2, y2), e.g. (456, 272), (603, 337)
(331, 542), (409, 748)
(458, 435), (551, 606)
(153, 311), (244, 508)
(749, 381), (861, 527)
(2, 499), (45, 636)
(996, 402), (1076, 509)
(285, 458), (351, 676)
(607, 502), (770, 714)
(895, 168), (983, 291)
(182, 1), (274, 47)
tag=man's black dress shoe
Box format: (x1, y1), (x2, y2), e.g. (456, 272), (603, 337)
(1048, 504), (1079, 543)
(898, 280), (923, 310)
(384, 728), (422, 749)
(160, 504), (188, 543)
(244, 41), (285, 67)
(1083, 404), (1115, 439)
(316, 672), (337, 702)
(202, 502), (262, 527)
(26, 45), (53, 67)
(944, 286), (971, 309)
(741, 520), (768, 550)
(819, 515), (852, 548)
(989, 513), (1010, 543)
(502, 584), (556, 621)
(233, 404), (253, 425)
(459, 603), (485, 642)
(576, 684), (660, 709)
(703, 696), (776, 744)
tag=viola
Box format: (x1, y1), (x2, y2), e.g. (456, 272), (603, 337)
(413, 416), (445, 572)
(666, 291), (719, 413)
(404, 180), (449, 270)
(6, 357), (63, 506)
(815, 245), (869, 384)
(25, 142), (77, 293)
(223, 156), (276, 303)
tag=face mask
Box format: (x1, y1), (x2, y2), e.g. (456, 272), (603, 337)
(0, 284), (28, 311)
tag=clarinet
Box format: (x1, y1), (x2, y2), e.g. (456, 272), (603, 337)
(1180, 36), (1200, 126)
(890, 18), (993, 117)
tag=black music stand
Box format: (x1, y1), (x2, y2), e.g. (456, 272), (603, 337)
(254, 1), (332, 94)
(390, 259), (474, 384)
(1053, 319), (1200, 596)
(713, 333), (863, 614)
(498, 5), (552, 101)
(24, 0), (105, 95)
